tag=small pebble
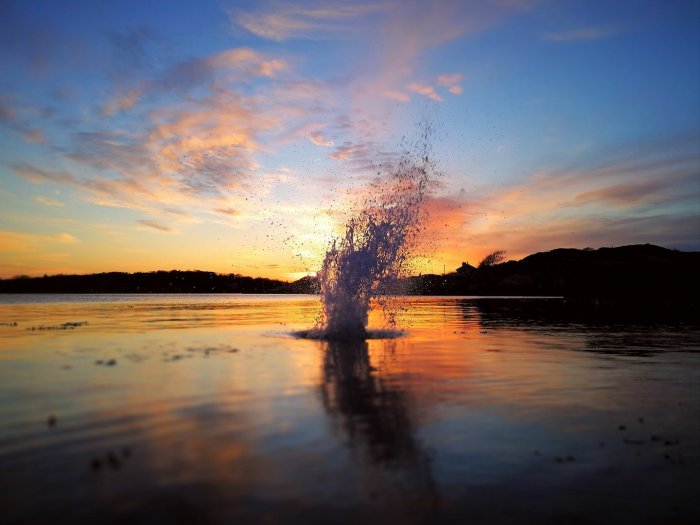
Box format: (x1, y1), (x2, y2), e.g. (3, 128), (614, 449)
(105, 359), (117, 366)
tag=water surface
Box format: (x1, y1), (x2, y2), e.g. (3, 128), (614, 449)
(1, 295), (698, 524)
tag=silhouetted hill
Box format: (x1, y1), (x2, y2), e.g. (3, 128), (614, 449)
(0, 270), (290, 294)
(409, 244), (699, 306)
(285, 275), (320, 294)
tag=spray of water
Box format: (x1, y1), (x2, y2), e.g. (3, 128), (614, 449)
(315, 124), (439, 339)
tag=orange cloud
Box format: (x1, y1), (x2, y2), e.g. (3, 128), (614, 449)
(0, 230), (78, 252)
(233, 3), (383, 41)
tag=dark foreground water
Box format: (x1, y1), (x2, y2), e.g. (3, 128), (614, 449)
(0, 294), (698, 524)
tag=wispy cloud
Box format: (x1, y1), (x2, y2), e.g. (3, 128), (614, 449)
(12, 44), (310, 216)
(422, 134), (700, 265)
(544, 25), (618, 42)
(383, 90), (410, 102)
(35, 195), (64, 207)
(437, 73), (463, 95)
(55, 232), (79, 243)
(101, 47), (289, 116)
(137, 219), (173, 233)
(0, 95), (51, 144)
(407, 82), (443, 101)
(232, 2), (384, 41)
(214, 207), (239, 217)
(0, 230), (78, 252)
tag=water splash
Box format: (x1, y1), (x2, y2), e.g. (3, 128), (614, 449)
(315, 125), (439, 339)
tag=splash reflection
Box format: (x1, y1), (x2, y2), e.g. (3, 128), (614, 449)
(320, 339), (437, 519)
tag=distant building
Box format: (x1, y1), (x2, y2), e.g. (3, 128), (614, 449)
(456, 262), (476, 275)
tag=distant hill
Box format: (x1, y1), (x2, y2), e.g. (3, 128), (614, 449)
(0, 270), (290, 294)
(1, 245), (697, 306)
(408, 244), (699, 306)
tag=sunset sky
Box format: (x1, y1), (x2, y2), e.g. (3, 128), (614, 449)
(1, 0), (698, 280)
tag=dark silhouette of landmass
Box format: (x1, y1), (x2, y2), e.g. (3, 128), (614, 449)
(1, 245), (697, 306)
(0, 270), (289, 294)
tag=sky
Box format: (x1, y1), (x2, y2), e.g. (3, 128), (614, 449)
(1, 0), (698, 280)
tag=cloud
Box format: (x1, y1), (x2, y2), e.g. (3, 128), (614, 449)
(0, 230), (77, 252)
(544, 25), (617, 42)
(11, 161), (157, 210)
(232, 2), (384, 41)
(436, 73), (462, 86)
(0, 231), (39, 253)
(55, 232), (79, 243)
(433, 134), (700, 263)
(65, 130), (151, 172)
(214, 207), (239, 217)
(0, 95), (51, 144)
(11, 163), (77, 185)
(35, 195), (64, 207)
(383, 90), (410, 102)
(309, 132), (333, 147)
(101, 87), (144, 116)
(573, 170), (695, 206)
(148, 90), (278, 196)
(137, 219), (173, 233)
(22, 128), (46, 143)
(437, 73), (463, 95)
(407, 83), (443, 101)
(403, 73), (464, 102)
(102, 47), (289, 117)
(9, 32), (334, 229)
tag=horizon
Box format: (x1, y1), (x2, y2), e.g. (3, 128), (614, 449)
(1, 242), (693, 282)
(1, 1), (699, 280)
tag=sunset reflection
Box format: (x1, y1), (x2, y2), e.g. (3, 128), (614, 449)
(1, 295), (698, 523)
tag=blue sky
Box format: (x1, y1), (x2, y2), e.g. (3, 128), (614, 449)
(1, 0), (698, 278)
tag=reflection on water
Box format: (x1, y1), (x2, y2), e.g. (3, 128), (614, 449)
(0, 295), (698, 524)
(321, 339), (436, 520)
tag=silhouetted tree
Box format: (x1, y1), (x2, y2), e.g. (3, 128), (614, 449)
(478, 249), (506, 268)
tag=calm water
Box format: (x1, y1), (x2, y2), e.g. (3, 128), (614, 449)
(0, 294), (698, 524)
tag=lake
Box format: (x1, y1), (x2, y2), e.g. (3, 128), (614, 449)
(0, 294), (698, 524)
